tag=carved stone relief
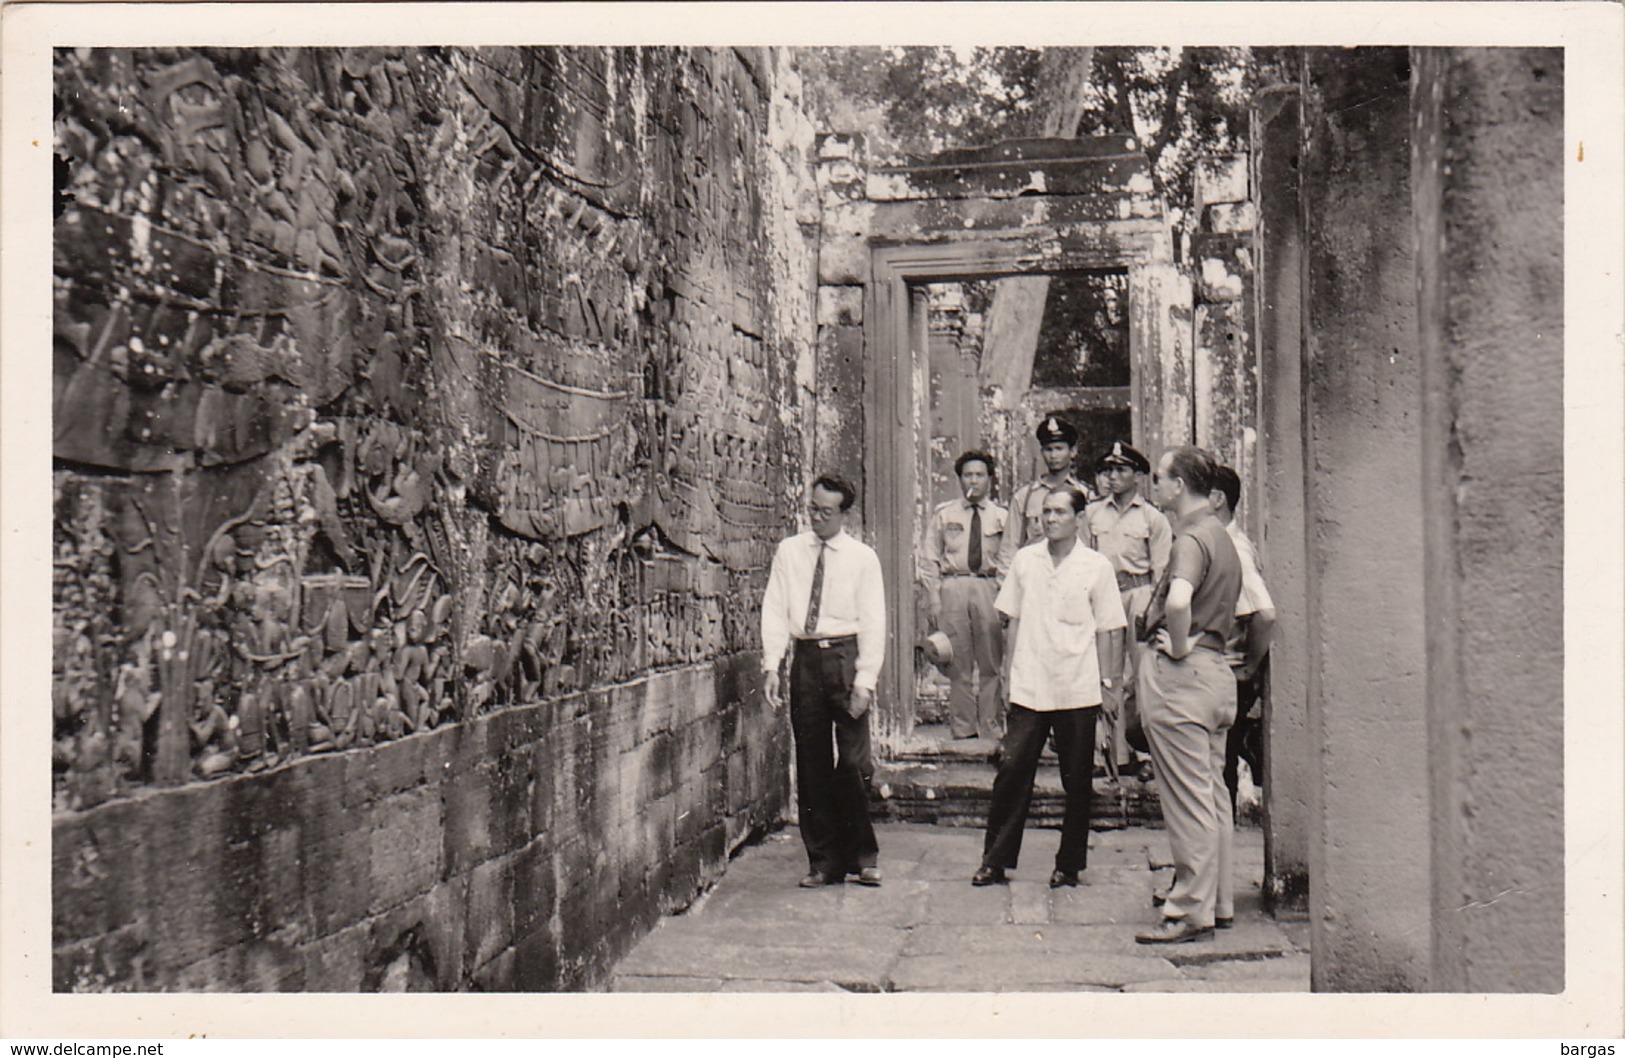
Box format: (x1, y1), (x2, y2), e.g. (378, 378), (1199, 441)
(53, 46), (796, 810)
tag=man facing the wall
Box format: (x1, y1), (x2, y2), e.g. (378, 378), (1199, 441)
(761, 475), (887, 889)
(1210, 464), (1276, 819)
(1135, 446), (1242, 944)
(920, 450), (1010, 741)
(972, 485), (1125, 890)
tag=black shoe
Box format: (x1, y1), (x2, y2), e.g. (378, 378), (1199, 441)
(1048, 869), (1080, 889)
(799, 871), (841, 888)
(971, 865), (1007, 887)
(1215, 916), (1234, 929)
(1136, 761), (1155, 783)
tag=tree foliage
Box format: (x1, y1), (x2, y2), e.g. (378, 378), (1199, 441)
(796, 45), (1290, 237)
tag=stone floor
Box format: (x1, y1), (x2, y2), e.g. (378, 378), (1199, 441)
(609, 821), (1310, 993)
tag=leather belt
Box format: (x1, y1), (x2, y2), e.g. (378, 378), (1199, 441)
(1117, 571), (1153, 590)
(795, 634), (857, 650)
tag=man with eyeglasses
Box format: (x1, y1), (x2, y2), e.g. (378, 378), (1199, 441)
(1134, 446), (1242, 944)
(1083, 441), (1171, 783)
(920, 450), (1010, 742)
(761, 474), (887, 889)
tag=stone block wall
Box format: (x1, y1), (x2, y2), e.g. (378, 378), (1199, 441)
(1297, 46), (1434, 992)
(1414, 47), (1564, 993)
(51, 46), (817, 990)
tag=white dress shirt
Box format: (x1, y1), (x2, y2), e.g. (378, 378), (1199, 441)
(1226, 522), (1275, 617)
(995, 541), (1127, 711)
(761, 528), (887, 691)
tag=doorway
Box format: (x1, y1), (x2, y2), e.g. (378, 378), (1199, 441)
(863, 237), (1180, 752)
(903, 272), (1134, 740)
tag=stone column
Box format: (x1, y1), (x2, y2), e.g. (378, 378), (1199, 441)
(813, 133), (870, 508)
(1192, 154), (1260, 490)
(1252, 86), (1312, 914)
(1413, 47), (1564, 993)
(1300, 47), (1432, 991)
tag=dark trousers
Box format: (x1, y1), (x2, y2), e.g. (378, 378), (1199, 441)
(789, 637), (878, 877)
(1223, 660), (1267, 820)
(982, 703), (1098, 873)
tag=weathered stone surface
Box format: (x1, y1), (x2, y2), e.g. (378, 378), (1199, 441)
(616, 941), (898, 989)
(53, 43), (811, 993)
(612, 822), (1300, 995)
(1194, 153), (1249, 212)
(889, 950), (1175, 991)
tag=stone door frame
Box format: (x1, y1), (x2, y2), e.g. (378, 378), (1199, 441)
(863, 235), (1184, 749)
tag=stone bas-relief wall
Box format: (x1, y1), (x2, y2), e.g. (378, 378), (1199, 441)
(51, 46), (816, 990)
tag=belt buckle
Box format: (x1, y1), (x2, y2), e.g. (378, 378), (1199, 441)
(817, 637), (834, 649)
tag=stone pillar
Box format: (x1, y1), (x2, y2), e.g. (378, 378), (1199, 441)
(1134, 260), (1194, 455)
(1252, 86), (1311, 913)
(1300, 47), (1432, 991)
(1192, 154), (1260, 492)
(1413, 47), (1564, 993)
(813, 133), (870, 509)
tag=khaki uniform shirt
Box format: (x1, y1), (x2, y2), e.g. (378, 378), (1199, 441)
(919, 497), (1010, 604)
(1084, 493), (1173, 580)
(1000, 475), (1092, 564)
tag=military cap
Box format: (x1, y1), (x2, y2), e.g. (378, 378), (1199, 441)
(1035, 415), (1079, 446)
(1096, 440), (1150, 474)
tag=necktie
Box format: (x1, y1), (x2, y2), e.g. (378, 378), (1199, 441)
(804, 542), (827, 635)
(968, 504), (983, 573)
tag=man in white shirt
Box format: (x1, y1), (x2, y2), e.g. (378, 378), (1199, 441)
(761, 475), (887, 889)
(1211, 464), (1276, 818)
(971, 486), (1126, 890)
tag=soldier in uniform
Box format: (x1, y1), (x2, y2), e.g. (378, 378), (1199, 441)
(1084, 441), (1172, 783)
(920, 451), (1010, 741)
(1000, 415), (1093, 562)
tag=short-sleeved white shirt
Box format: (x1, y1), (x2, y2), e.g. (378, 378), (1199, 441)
(1226, 522), (1274, 617)
(995, 541), (1128, 712)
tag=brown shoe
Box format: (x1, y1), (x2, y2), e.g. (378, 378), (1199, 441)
(1135, 918), (1214, 944)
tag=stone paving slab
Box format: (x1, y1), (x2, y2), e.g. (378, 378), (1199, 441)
(608, 821), (1310, 994)
(890, 950), (1180, 991)
(902, 923), (1152, 957)
(1049, 882), (1158, 926)
(614, 938), (901, 990)
(649, 918), (898, 952)
(1122, 977), (1306, 993)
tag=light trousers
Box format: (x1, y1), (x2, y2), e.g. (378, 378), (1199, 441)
(1138, 644), (1237, 927)
(939, 576), (1004, 739)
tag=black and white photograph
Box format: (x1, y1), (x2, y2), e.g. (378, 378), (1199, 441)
(3, 0), (1622, 1042)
